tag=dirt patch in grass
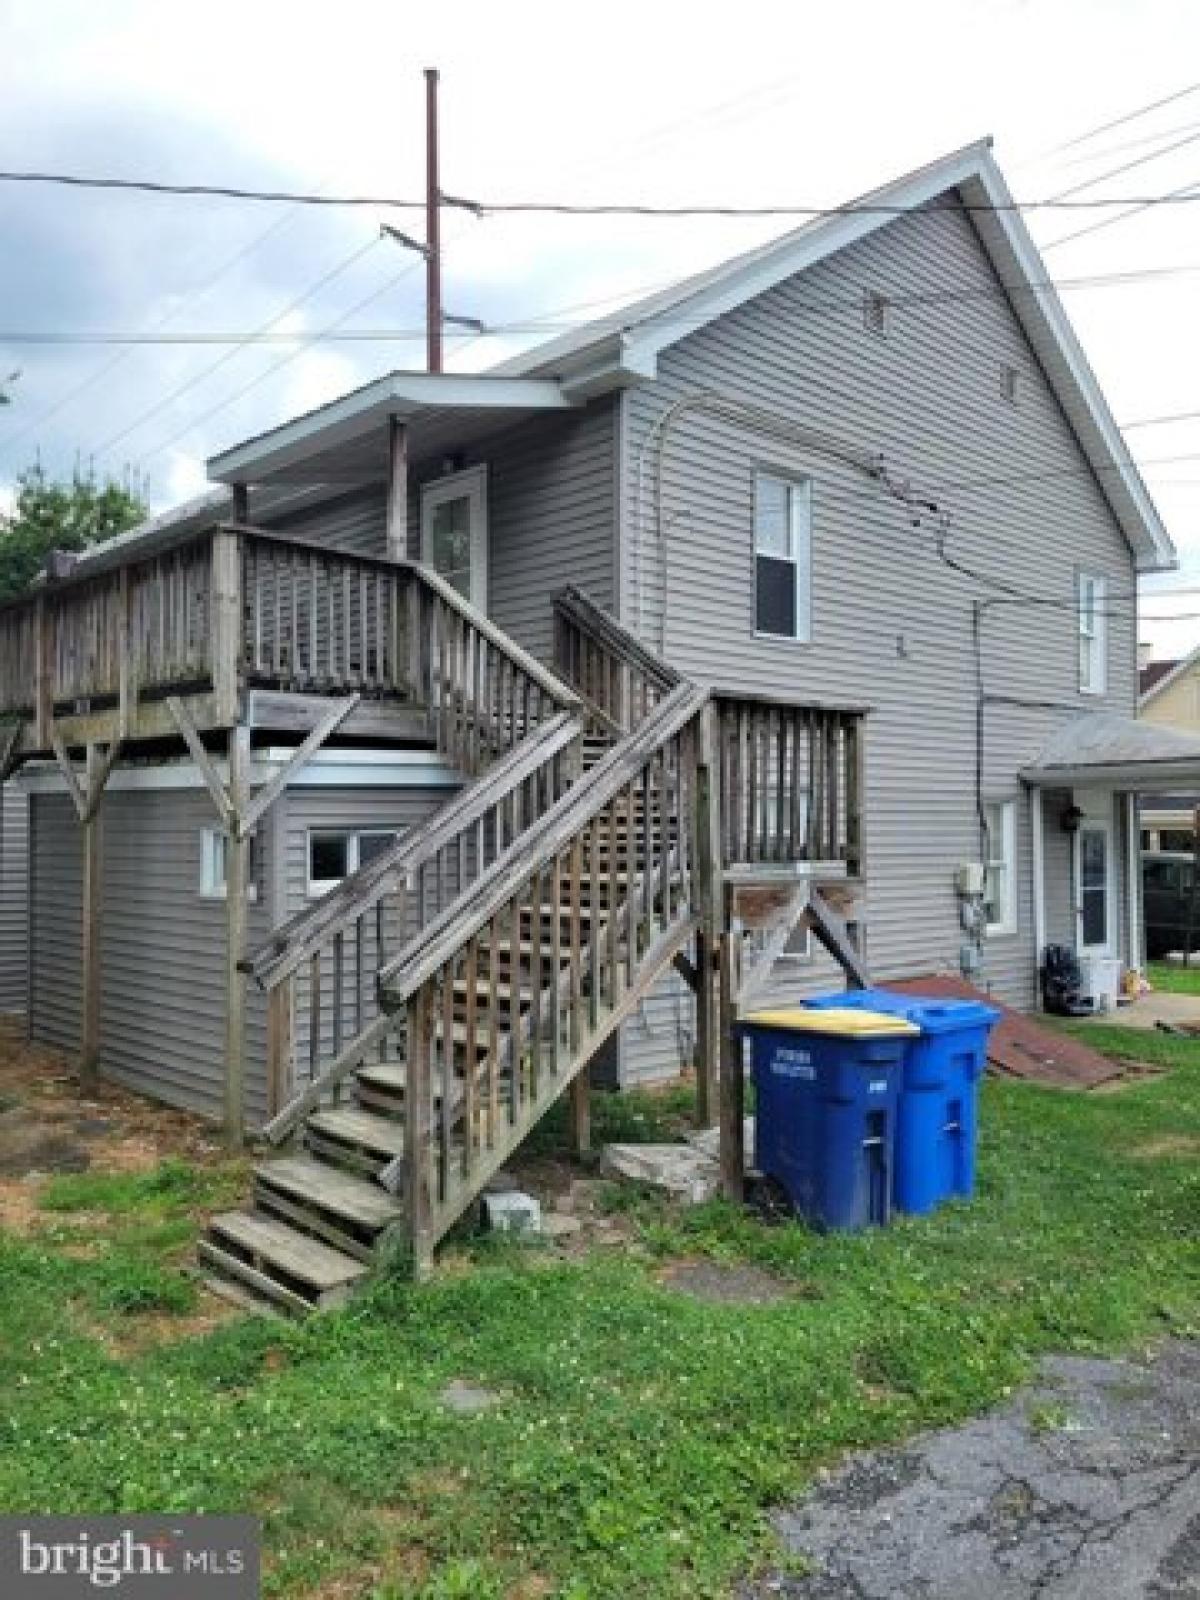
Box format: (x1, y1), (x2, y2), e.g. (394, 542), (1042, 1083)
(76, 1288), (241, 1357)
(1129, 1134), (1200, 1159)
(0, 1018), (229, 1229)
(659, 1258), (797, 1305)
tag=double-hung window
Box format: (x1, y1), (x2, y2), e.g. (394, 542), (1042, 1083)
(982, 800), (1017, 937)
(754, 473), (811, 641)
(307, 829), (397, 897)
(1077, 573), (1107, 695)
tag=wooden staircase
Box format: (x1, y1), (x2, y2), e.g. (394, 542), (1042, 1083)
(200, 719), (694, 1311)
(200, 586), (867, 1312)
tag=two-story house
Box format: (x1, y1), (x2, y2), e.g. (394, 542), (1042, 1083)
(0, 135), (1190, 1184)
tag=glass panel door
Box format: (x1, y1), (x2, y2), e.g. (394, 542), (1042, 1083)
(1077, 820), (1111, 952)
(420, 466), (488, 611)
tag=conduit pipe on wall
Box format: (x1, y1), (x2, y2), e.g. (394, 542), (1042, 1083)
(632, 389), (884, 654)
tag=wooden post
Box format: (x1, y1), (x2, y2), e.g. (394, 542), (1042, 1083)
(265, 976), (295, 1120)
(718, 889), (744, 1203)
(223, 724), (250, 1147)
(33, 592), (51, 750)
(80, 743), (102, 1087)
(569, 1070), (591, 1156)
(405, 986), (434, 1279)
(385, 417), (408, 562)
(211, 527), (243, 727)
(693, 706), (720, 1126)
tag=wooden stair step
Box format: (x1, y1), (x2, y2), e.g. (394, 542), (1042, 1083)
(206, 1210), (367, 1307)
(306, 1107), (407, 1159)
(255, 1155), (402, 1232)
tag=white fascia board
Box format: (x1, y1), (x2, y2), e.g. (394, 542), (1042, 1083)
(1022, 760), (1200, 789)
(208, 372), (574, 484)
(611, 143), (995, 380)
(18, 749), (460, 796)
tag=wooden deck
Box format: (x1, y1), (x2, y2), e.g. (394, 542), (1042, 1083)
(0, 521), (573, 765)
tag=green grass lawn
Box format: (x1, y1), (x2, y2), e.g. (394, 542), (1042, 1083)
(1148, 959), (1200, 996)
(0, 1043), (1198, 1599)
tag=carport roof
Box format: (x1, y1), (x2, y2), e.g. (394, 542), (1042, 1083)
(1022, 713), (1200, 788)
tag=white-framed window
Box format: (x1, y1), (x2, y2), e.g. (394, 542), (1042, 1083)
(1077, 572), (1107, 695)
(306, 829), (397, 897)
(420, 464), (488, 611)
(983, 800), (1017, 937)
(199, 827), (259, 901)
(754, 472), (812, 642)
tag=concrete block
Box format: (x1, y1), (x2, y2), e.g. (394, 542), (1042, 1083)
(482, 1190), (542, 1234)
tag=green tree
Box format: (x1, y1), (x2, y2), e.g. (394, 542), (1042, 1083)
(0, 466), (147, 600)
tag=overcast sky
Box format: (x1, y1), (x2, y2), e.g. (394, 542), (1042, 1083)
(1, 0), (1197, 656)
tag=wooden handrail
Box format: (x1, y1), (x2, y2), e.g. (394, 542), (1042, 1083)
(245, 710), (584, 988)
(378, 679), (709, 1006)
(554, 585), (682, 694)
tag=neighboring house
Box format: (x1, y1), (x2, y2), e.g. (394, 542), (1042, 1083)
(1138, 645), (1200, 850)
(0, 784), (28, 1014)
(0, 134), (1190, 1135)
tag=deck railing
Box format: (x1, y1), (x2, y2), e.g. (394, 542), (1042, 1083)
(713, 692), (867, 874)
(0, 523), (579, 764)
(554, 585), (681, 735)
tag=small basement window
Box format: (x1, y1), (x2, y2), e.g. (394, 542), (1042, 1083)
(983, 800), (1017, 937)
(863, 289), (890, 338)
(754, 473), (812, 642)
(199, 828), (259, 900)
(1077, 572), (1107, 695)
(307, 829), (398, 897)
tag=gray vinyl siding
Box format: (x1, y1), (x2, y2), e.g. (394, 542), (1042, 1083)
(0, 785), (28, 1013)
(263, 401), (618, 669)
(617, 198), (1139, 1081)
(29, 789), (273, 1126)
(268, 487), (389, 558)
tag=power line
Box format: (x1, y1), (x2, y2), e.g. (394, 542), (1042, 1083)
(1029, 81), (1200, 161)
(0, 164), (352, 466)
(6, 259), (1200, 350)
(7, 166), (1200, 216)
(88, 236), (383, 461)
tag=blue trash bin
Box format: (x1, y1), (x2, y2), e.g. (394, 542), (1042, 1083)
(737, 1008), (918, 1231)
(804, 989), (1000, 1214)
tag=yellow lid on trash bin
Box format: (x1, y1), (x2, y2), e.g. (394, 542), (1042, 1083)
(742, 1008), (919, 1037)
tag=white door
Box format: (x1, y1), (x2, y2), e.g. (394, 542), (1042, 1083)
(420, 465), (488, 611)
(1075, 812), (1115, 955)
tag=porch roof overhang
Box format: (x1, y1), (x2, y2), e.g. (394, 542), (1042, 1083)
(1021, 713), (1200, 790)
(207, 371), (576, 488)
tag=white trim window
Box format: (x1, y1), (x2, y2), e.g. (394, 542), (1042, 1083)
(420, 464), (488, 610)
(983, 800), (1017, 936)
(307, 829), (397, 897)
(1077, 572), (1107, 695)
(754, 473), (812, 641)
(199, 827), (259, 901)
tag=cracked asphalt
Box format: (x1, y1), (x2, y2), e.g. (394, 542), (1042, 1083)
(746, 1342), (1200, 1598)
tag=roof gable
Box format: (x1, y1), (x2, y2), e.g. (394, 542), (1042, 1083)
(497, 139), (1175, 575)
(1140, 645), (1200, 710)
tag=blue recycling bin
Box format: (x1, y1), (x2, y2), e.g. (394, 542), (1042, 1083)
(738, 1008), (919, 1231)
(804, 989), (1000, 1214)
